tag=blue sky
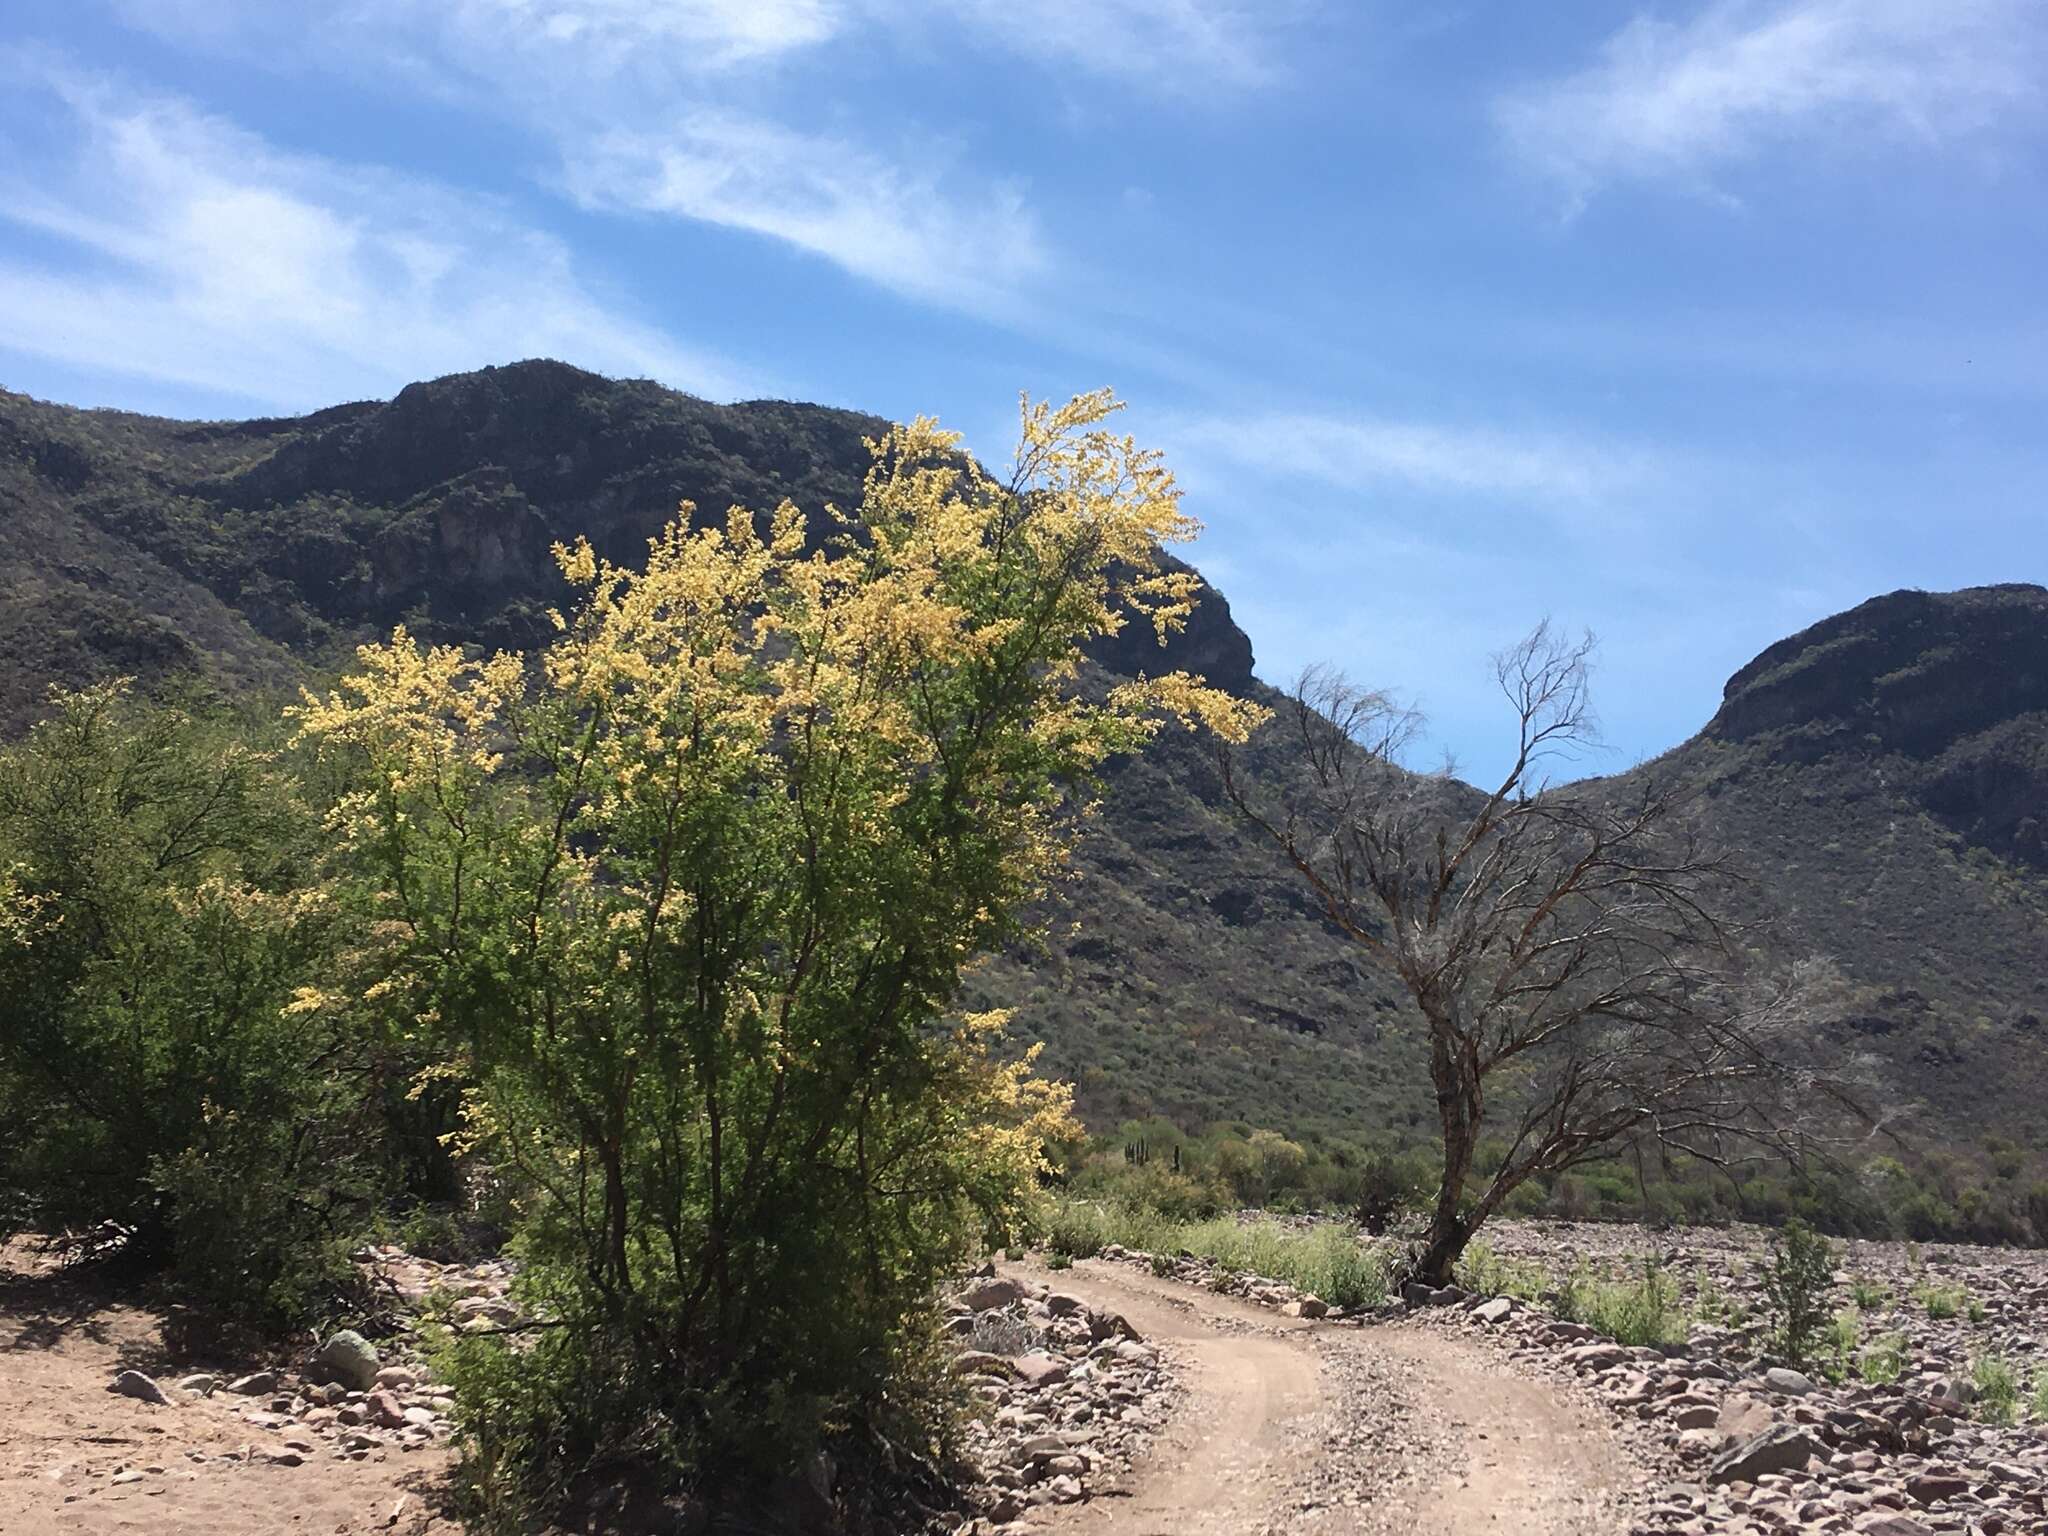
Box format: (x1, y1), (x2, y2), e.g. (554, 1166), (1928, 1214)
(2, 1), (2044, 783)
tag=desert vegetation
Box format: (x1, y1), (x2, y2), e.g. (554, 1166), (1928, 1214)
(0, 394), (1256, 1526)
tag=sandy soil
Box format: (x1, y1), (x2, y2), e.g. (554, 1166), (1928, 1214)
(0, 1242), (454, 1536)
(1008, 1258), (1629, 1536)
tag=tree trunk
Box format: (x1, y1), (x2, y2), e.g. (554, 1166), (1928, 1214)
(1412, 1211), (1469, 1290)
(1414, 1006), (1479, 1289)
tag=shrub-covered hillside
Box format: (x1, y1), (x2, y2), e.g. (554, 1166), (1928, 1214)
(5, 362), (2046, 1226)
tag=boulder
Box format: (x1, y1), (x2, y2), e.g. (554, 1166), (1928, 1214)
(1905, 1471), (1969, 1506)
(108, 1370), (170, 1406)
(1284, 1297), (1329, 1319)
(1012, 1352), (1070, 1389)
(1088, 1310), (1140, 1344)
(1564, 1342), (1631, 1372)
(226, 1371), (278, 1395)
(959, 1277), (1026, 1312)
(1474, 1297), (1515, 1325)
(308, 1330), (381, 1391)
(1707, 1425), (1820, 1485)
(1762, 1366), (1816, 1396)
(1715, 1393), (1776, 1443)
(366, 1389), (410, 1428)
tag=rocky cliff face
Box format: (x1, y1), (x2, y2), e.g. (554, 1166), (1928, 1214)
(4, 363), (2045, 1170)
(1704, 584), (2048, 864)
(15, 359), (1253, 691)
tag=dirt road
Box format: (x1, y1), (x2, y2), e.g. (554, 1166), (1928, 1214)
(1007, 1258), (1629, 1536)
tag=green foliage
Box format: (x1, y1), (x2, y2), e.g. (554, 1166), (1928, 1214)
(2031, 1368), (2048, 1424)
(1761, 1219), (1836, 1366)
(1847, 1275), (1889, 1310)
(1818, 1309), (1861, 1384)
(1555, 1260), (1685, 1348)
(1972, 1355), (2019, 1426)
(1455, 1240), (1550, 1303)
(1045, 1198), (1386, 1309)
(1857, 1333), (1908, 1385)
(294, 397), (1243, 1519)
(0, 682), (379, 1322)
(1167, 1218), (1387, 1309)
(1915, 1281), (1965, 1320)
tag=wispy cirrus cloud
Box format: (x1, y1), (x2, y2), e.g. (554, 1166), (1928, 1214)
(566, 115), (1045, 313)
(1497, 0), (2044, 206)
(104, 0), (1288, 314)
(939, 0), (1294, 89)
(0, 64), (746, 410)
(1193, 411), (1660, 502)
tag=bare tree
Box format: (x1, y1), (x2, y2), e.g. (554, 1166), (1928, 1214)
(1218, 623), (1844, 1287)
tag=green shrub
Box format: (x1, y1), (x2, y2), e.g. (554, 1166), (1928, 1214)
(1847, 1275), (1889, 1310)
(1973, 1355), (2019, 1426)
(1916, 1282), (1965, 1320)
(1819, 1308), (1861, 1384)
(1857, 1333), (1908, 1385)
(1456, 1240), (1549, 1302)
(0, 683), (379, 1323)
(1761, 1219), (1836, 1366)
(1557, 1260), (1684, 1347)
(2031, 1369), (2048, 1423)
(298, 401), (1240, 1522)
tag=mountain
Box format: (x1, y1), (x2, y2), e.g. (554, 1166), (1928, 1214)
(0, 362), (1426, 1154)
(4, 362), (2044, 1217)
(1615, 586), (2048, 1167)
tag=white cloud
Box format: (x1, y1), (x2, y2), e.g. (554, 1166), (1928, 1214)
(114, 0), (843, 77)
(116, 0), (1283, 88)
(1204, 412), (1657, 502)
(1498, 0), (2043, 204)
(938, 0), (1288, 88)
(566, 114), (1045, 311)
(0, 68), (744, 411)
(101, 0), (1288, 312)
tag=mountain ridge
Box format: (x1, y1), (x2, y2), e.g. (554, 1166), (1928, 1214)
(5, 362), (2044, 1224)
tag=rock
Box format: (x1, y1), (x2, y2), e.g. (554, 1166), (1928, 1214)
(449, 1295), (521, 1327)
(950, 1350), (1016, 1377)
(176, 1373), (218, 1395)
(1904, 1471), (1969, 1505)
(366, 1389), (410, 1428)
(1473, 1297), (1515, 1325)
(1045, 1293), (1087, 1318)
(1088, 1311), (1140, 1344)
(225, 1371), (278, 1395)
(1854, 1517), (1934, 1536)
(108, 1370), (171, 1406)
(1564, 1342), (1631, 1372)
(373, 1366), (418, 1390)
(1715, 1393), (1776, 1443)
(1012, 1352), (1070, 1388)
(1284, 1297), (1328, 1319)
(1707, 1425), (1821, 1485)
(308, 1330), (380, 1391)
(959, 1277), (1026, 1312)
(1763, 1366), (1816, 1396)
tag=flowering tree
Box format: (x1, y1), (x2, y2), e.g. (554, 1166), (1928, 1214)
(294, 393), (1256, 1508)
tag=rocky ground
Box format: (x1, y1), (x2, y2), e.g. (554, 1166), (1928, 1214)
(942, 1267), (1181, 1530)
(1092, 1218), (2048, 1535)
(7, 1221), (2042, 1534)
(0, 1238), (463, 1534)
